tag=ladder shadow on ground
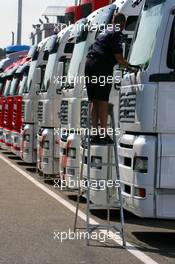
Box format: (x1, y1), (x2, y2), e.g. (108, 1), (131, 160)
(26, 167), (37, 173)
(1, 151), (15, 155)
(85, 240), (123, 249)
(16, 161), (36, 167)
(8, 155), (21, 160)
(16, 161), (34, 167)
(68, 195), (87, 203)
(108, 210), (175, 230)
(124, 210), (175, 231)
(132, 231), (175, 259)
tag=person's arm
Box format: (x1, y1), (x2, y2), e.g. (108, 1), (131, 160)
(114, 53), (128, 67)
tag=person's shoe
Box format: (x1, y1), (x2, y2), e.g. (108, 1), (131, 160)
(99, 135), (114, 145)
(81, 135), (100, 147)
(90, 135), (100, 144)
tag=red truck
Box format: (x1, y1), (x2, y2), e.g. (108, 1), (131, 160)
(65, 5), (82, 24)
(80, 0), (113, 16)
(65, 0), (113, 24)
(2, 56), (28, 150)
(11, 62), (30, 155)
(0, 63), (19, 149)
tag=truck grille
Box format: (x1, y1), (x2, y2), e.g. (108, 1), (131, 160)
(4, 104), (8, 124)
(13, 104), (17, 125)
(60, 100), (68, 125)
(120, 91), (136, 123)
(0, 105), (2, 120)
(81, 100), (88, 128)
(21, 101), (25, 119)
(37, 101), (43, 122)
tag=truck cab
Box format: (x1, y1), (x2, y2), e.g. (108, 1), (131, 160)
(11, 62), (30, 156)
(60, 3), (117, 189)
(80, 0), (114, 17)
(118, 0), (175, 218)
(0, 56), (29, 148)
(3, 57), (28, 150)
(65, 5), (82, 24)
(61, 0), (144, 195)
(0, 72), (9, 148)
(20, 38), (49, 163)
(1, 66), (18, 149)
(36, 25), (75, 176)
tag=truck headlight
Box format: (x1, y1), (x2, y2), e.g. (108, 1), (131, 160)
(133, 156), (148, 173)
(91, 156), (102, 170)
(61, 148), (66, 155)
(43, 140), (49, 149)
(14, 136), (18, 143)
(67, 168), (75, 176)
(43, 157), (49, 164)
(134, 187), (146, 198)
(24, 134), (30, 142)
(68, 148), (76, 158)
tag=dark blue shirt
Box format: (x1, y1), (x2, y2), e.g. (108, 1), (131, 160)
(87, 27), (123, 69)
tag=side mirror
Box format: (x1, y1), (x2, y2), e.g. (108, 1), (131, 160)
(34, 68), (41, 84)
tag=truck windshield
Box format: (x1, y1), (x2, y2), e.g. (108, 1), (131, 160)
(23, 47), (40, 94)
(128, 0), (165, 68)
(3, 79), (12, 96)
(17, 74), (28, 95)
(9, 77), (19, 96)
(66, 41), (86, 88)
(0, 79), (7, 96)
(23, 60), (37, 93)
(81, 4), (92, 18)
(0, 81), (3, 95)
(65, 12), (74, 25)
(40, 53), (56, 93)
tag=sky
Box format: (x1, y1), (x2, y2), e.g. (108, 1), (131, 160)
(0, 0), (75, 48)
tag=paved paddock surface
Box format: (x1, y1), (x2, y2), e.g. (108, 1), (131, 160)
(0, 151), (175, 264)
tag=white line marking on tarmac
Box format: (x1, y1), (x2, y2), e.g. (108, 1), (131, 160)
(0, 153), (159, 264)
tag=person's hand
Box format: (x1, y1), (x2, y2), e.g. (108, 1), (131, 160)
(127, 64), (141, 71)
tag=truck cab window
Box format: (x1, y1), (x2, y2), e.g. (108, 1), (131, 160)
(40, 66), (46, 92)
(81, 4), (92, 18)
(64, 43), (75, 54)
(125, 16), (138, 31)
(43, 50), (49, 61)
(65, 12), (74, 25)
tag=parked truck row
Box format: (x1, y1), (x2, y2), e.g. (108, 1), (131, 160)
(1, 0), (175, 219)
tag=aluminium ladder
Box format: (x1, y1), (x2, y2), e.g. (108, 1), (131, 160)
(74, 102), (126, 247)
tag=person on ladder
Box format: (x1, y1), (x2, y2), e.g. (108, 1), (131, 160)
(85, 12), (129, 144)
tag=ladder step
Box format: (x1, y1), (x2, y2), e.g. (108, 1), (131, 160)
(87, 162), (117, 167)
(83, 142), (115, 147)
(87, 224), (123, 233)
(89, 203), (121, 210)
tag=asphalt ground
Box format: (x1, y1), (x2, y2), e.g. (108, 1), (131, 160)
(0, 150), (175, 264)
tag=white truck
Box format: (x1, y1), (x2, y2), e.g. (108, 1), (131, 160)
(59, 2), (118, 189)
(20, 38), (49, 163)
(118, 0), (175, 218)
(36, 24), (76, 176)
(61, 0), (144, 197)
